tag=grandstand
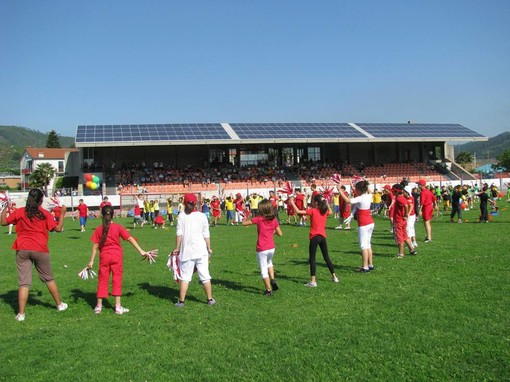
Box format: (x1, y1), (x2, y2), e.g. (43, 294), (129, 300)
(74, 122), (487, 197)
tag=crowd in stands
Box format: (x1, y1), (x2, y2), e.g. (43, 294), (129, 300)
(101, 159), (453, 195)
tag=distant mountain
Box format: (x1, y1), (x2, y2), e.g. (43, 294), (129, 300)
(0, 126), (75, 172)
(454, 131), (510, 161)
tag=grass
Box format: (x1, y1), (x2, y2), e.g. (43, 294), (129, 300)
(0, 202), (509, 381)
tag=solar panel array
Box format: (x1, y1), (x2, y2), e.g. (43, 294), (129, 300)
(75, 122), (484, 145)
(75, 124), (230, 143)
(229, 123), (365, 139)
(356, 123), (485, 138)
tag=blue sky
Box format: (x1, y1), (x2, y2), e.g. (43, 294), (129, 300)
(1, 0), (509, 138)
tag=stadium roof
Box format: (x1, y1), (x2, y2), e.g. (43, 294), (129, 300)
(75, 122), (487, 148)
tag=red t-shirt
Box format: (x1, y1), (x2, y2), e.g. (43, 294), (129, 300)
(251, 216), (279, 252)
(211, 200), (221, 217)
(295, 194), (305, 209)
(420, 188), (435, 207)
(53, 207), (61, 219)
(154, 215), (164, 224)
(6, 207), (57, 253)
(306, 208), (329, 239)
(91, 223), (131, 257)
(77, 203), (88, 217)
(99, 201), (112, 209)
(393, 195), (408, 223)
(234, 198), (244, 212)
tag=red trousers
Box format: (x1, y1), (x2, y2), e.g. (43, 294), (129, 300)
(97, 253), (123, 298)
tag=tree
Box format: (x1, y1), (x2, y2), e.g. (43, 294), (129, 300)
(493, 149), (510, 172)
(29, 163), (56, 194)
(46, 130), (61, 148)
(455, 151), (473, 165)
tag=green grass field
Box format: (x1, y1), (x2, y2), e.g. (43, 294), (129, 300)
(1, 203), (509, 381)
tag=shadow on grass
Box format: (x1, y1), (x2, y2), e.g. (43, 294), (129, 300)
(70, 288), (98, 309)
(138, 282), (181, 302)
(288, 259), (359, 274)
(0, 289), (55, 313)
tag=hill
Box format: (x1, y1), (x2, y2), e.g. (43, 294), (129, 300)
(454, 131), (510, 161)
(0, 126), (75, 172)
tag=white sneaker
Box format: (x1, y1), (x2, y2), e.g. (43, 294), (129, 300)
(305, 281), (318, 287)
(57, 302), (68, 311)
(412, 242), (418, 248)
(332, 276), (339, 283)
(334, 226), (343, 230)
(115, 306), (130, 315)
(15, 313), (25, 321)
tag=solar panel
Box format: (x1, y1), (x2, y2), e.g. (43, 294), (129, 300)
(229, 123), (365, 139)
(75, 123), (230, 143)
(356, 124), (485, 139)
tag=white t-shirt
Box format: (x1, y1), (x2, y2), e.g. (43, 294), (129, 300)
(349, 193), (372, 210)
(176, 211), (210, 261)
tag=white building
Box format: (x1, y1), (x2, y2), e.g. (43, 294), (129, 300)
(20, 147), (79, 192)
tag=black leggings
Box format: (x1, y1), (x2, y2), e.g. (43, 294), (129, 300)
(309, 235), (335, 276)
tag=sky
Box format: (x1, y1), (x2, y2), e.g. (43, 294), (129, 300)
(1, 0), (509, 138)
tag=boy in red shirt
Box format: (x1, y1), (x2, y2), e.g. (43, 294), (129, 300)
(76, 199), (89, 232)
(417, 180), (436, 242)
(392, 184), (417, 258)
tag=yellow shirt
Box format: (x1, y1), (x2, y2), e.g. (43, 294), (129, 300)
(373, 192), (382, 204)
(333, 194), (340, 206)
(249, 196), (261, 209)
(225, 199), (234, 211)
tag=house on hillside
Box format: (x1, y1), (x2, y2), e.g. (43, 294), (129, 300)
(20, 147), (80, 192)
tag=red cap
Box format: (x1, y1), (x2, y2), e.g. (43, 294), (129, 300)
(184, 193), (197, 204)
(416, 179), (427, 186)
(383, 185), (391, 190)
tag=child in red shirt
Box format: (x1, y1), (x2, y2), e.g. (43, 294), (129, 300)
(392, 184), (417, 258)
(1, 189), (67, 321)
(290, 194), (339, 287)
(242, 199), (283, 296)
(76, 199), (88, 232)
(87, 205), (149, 314)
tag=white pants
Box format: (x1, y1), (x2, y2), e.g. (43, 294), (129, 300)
(256, 248), (275, 279)
(406, 214), (416, 238)
(358, 223), (374, 250)
(179, 256), (211, 283)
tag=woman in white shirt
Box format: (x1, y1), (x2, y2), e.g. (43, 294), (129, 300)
(173, 193), (215, 307)
(338, 181), (375, 273)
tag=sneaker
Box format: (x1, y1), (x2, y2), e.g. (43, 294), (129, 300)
(424, 238), (432, 243)
(15, 313), (25, 321)
(357, 267), (370, 273)
(115, 306), (129, 315)
(397, 254), (404, 258)
(94, 305), (102, 314)
(264, 290), (273, 297)
(332, 276), (339, 283)
(57, 302), (68, 311)
(368, 265), (374, 271)
(412, 242), (418, 248)
(270, 279), (279, 291)
(305, 281), (317, 287)
(207, 298), (216, 305)
(334, 226), (343, 230)
(175, 300), (185, 308)
(410, 250), (418, 256)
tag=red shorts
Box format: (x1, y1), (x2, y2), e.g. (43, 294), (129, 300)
(422, 205), (433, 221)
(393, 220), (408, 244)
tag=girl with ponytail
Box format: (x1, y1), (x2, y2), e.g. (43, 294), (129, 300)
(1, 188), (67, 321)
(87, 205), (150, 314)
(290, 194), (339, 287)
